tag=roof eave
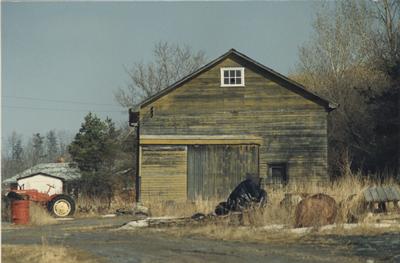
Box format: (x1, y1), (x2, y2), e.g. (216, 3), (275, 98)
(139, 49), (236, 108)
(138, 48), (337, 111)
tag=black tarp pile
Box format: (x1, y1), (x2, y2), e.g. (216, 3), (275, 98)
(214, 178), (267, 216)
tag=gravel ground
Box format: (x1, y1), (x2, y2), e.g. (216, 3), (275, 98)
(2, 217), (400, 263)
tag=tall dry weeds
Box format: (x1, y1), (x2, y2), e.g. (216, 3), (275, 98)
(144, 197), (218, 217)
(29, 202), (57, 226)
(2, 237), (100, 263)
(76, 190), (136, 217)
(143, 172), (398, 227)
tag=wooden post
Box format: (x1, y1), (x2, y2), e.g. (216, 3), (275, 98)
(129, 109), (140, 203)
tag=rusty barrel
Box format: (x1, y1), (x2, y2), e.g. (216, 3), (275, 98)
(11, 200), (30, 225)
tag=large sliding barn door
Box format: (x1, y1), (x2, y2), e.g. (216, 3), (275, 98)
(187, 144), (259, 199)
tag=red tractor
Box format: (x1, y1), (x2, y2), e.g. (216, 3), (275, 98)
(7, 185), (76, 218)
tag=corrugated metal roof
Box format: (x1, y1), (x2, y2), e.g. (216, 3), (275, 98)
(2, 163), (81, 184)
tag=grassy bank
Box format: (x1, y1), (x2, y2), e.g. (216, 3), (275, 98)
(2, 238), (103, 263)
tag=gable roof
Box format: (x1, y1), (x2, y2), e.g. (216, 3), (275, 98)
(2, 163), (81, 184)
(139, 48), (337, 111)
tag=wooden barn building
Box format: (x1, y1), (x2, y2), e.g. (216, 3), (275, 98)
(133, 49), (337, 202)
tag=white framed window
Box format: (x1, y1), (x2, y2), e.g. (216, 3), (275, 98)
(220, 67), (245, 87)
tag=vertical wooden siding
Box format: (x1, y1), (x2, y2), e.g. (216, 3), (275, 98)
(187, 144), (259, 199)
(140, 54), (329, 186)
(140, 145), (187, 202)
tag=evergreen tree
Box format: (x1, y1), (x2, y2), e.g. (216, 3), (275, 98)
(68, 113), (119, 199)
(68, 113), (118, 172)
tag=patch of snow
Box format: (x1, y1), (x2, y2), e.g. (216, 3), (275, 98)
(148, 216), (183, 220)
(120, 220), (149, 229)
(101, 214), (116, 218)
(261, 224), (285, 231)
(370, 223), (393, 228)
(289, 227), (313, 234)
(55, 218), (74, 221)
(342, 224), (358, 229)
(319, 224), (337, 231)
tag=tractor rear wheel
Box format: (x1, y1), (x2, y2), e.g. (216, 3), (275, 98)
(48, 195), (75, 218)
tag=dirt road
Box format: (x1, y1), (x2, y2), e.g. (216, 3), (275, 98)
(2, 217), (400, 263)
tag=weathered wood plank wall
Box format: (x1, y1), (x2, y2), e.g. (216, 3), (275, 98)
(140, 145), (187, 202)
(140, 55), (328, 186)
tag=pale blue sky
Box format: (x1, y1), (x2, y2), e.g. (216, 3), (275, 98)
(2, 1), (317, 143)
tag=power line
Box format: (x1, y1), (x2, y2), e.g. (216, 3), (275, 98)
(3, 105), (125, 113)
(3, 95), (122, 107)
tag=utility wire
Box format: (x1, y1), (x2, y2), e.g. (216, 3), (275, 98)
(3, 95), (121, 107)
(3, 105), (125, 113)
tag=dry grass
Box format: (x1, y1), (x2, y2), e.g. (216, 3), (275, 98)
(75, 197), (111, 217)
(256, 173), (398, 226)
(141, 173), (399, 235)
(144, 197), (218, 217)
(29, 202), (58, 226)
(137, 174), (399, 243)
(75, 172), (399, 238)
(75, 190), (136, 217)
(168, 223), (302, 243)
(318, 222), (400, 236)
(2, 237), (102, 263)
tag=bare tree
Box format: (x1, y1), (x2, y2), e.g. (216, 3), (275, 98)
(1, 132), (26, 179)
(371, 0), (400, 75)
(294, 1), (395, 176)
(368, 0), (400, 177)
(115, 41), (206, 108)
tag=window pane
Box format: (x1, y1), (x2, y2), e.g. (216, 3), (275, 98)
(271, 167), (283, 178)
(224, 78), (229, 85)
(224, 70), (229, 77)
(230, 77), (236, 84)
(236, 70), (241, 77)
(270, 164), (287, 185)
(236, 78), (241, 84)
(230, 70), (235, 77)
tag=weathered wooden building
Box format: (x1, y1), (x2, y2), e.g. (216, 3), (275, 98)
(135, 49), (337, 202)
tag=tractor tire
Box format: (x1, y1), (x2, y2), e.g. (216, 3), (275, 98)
(47, 195), (75, 218)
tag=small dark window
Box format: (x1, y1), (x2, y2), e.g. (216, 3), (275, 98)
(268, 163), (288, 185)
(150, 107), (154, 118)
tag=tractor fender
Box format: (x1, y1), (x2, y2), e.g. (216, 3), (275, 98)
(6, 191), (24, 200)
(48, 194), (61, 201)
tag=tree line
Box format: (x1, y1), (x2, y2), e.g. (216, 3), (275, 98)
(2, 130), (73, 180)
(293, 0), (399, 178)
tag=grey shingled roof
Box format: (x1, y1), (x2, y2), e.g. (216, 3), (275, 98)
(2, 163), (81, 184)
